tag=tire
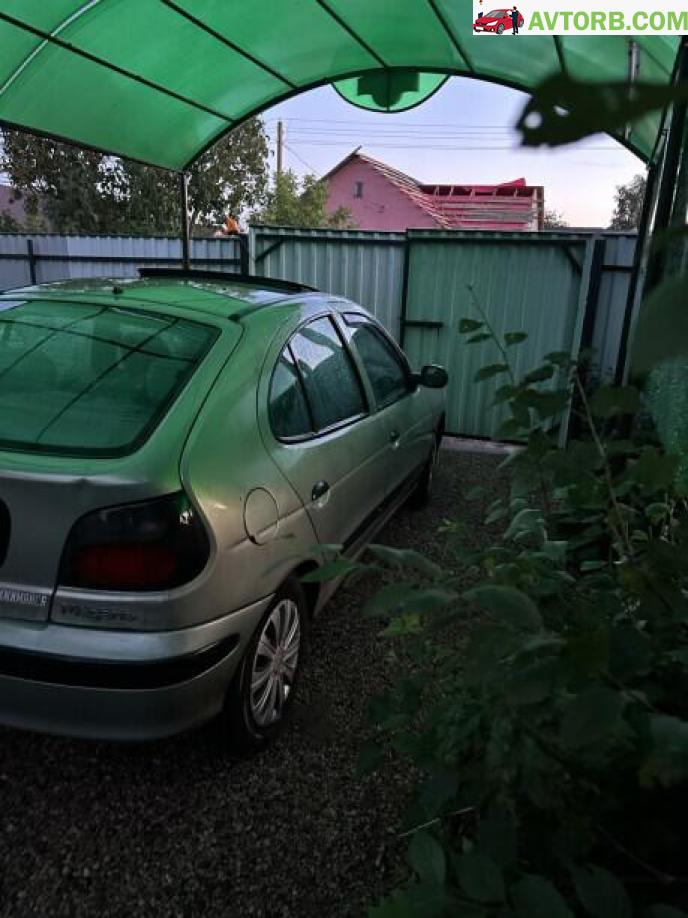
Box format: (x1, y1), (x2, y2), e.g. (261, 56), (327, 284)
(497, 23), (504, 33)
(218, 578), (308, 754)
(408, 433), (440, 510)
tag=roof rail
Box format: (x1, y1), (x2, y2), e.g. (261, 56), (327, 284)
(138, 267), (317, 294)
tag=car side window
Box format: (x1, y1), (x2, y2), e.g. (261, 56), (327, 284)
(269, 348), (312, 440)
(289, 316), (366, 431)
(344, 315), (409, 410)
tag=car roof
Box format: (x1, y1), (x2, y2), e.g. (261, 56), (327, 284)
(0, 274), (326, 325)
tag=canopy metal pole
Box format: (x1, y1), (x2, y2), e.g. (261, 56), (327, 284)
(645, 36), (688, 291)
(180, 171), (190, 270)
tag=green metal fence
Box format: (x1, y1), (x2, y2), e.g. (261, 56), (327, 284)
(249, 226), (636, 440)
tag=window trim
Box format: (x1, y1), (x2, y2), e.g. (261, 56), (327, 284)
(268, 312), (370, 445)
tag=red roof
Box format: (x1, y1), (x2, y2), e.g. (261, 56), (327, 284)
(324, 151), (543, 231)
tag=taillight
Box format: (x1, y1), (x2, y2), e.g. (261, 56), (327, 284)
(59, 492), (210, 592)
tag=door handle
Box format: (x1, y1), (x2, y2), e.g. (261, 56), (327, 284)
(311, 480), (330, 502)
(389, 429), (400, 444)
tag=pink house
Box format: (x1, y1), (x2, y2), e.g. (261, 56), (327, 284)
(324, 150), (544, 232)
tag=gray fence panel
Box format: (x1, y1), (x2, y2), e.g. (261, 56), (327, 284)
(593, 233), (637, 381)
(0, 233), (243, 290)
(251, 226), (405, 336)
(401, 231), (592, 438)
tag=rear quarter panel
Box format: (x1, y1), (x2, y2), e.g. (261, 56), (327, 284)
(180, 306), (320, 617)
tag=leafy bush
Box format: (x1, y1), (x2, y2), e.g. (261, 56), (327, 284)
(335, 310), (688, 917)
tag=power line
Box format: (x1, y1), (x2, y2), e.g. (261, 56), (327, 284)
(284, 139), (622, 151)
(283, 141), (322, 176)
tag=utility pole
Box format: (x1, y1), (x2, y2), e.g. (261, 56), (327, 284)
(180, 171), (190, 270)
(277, 120), (284, 177)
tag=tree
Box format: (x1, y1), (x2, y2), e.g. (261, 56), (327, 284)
(609, 173), (646, 230)
(0, 210), (19, 232)
(254, 169), (354, 229)
(0, 119), (269, 235)
(543, 207), (569, 228)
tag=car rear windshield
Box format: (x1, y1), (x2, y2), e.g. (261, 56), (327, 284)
(0, 299), (218, 457)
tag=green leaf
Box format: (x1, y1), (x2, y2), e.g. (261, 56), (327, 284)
(526, 389), (571, 420)
(465, 585), (542, 632)
(571, 865), (631, 918)
(301, 558), (361, 582)
(485, 506), (508, 526)
(467, 332), (492, 344)
(542, 540), (568, 564)
(476, 807), (518, 868)
(518, 73), (688, 149)
(419, 768), (459, 817)
(580, 560), (606, 572)
(493, 384), (521, 406)
(522, 365), (555, 385)
(503, 508), (545, 541)
(589, 386), (640, 418)
(646, 906), (688, 918)
(456, 853), (505, 903)
(499, 418), (528, 439)
(560, 688), (626, 750)
(465, 486), (487, 501)
(356, 740), (384, 776)
(369, 882), (451, 918)
(510, 875), (573, 918)
(362, 582), (419, 619)
(609, 626), (652, 680)
(642, 714), (688, 786)
(629, 447), (678, 494)
(382, 613), (422, 636)
(401, 587), (459, 617)
(505, 331), (528, 346)
(459, 318), (484, 334)
(366, 545), (443, 579)
(407, 831), (446, 886)
(475, 363), (510, 382)
(507, 656), (560, 705)
(631, 276), (688, 374)
(544, 350), (573, 367)
(645, 502), (668, 523)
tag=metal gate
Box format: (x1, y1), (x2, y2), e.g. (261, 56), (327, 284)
(250, 226), (633, 442)
(399, 231), (596, 439)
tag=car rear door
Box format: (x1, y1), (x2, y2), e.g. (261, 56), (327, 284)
(263, 313), (389, 548)
(340, 312), (435, 500)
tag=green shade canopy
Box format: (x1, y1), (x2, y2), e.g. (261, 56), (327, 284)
(333, 71), (449, 113)
(0, 0), (680, 170)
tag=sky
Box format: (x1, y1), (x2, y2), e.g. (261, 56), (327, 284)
(264, 76), (645, 228)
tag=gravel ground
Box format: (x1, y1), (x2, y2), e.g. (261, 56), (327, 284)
(0, 446), (506, 918)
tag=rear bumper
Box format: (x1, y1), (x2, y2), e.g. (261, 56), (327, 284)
(0, 596), (270, 741)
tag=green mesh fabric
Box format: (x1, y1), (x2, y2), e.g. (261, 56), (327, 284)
(0, 1), (679, 169)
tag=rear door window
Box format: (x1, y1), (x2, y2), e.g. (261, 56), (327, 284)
(0, 299), (217, 456)
(344, 315), (410, 409)
(269, 348), (313, 440)
(288, 317), (366, 432)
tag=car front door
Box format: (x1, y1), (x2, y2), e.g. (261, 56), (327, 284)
(340, 313), (434, 500)
(263, 313), (389, 549)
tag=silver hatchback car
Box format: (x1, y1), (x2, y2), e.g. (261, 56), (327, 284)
(0, 270), (446, 749)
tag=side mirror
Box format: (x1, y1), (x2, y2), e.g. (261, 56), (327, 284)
(418, 364), (448, 389)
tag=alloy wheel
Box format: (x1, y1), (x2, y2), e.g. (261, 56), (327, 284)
(249, 598), (301, 727)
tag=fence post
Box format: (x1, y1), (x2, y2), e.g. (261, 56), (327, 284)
(238, 234), (249, 274)
(26, 239), (37, 285)
(399, 234), (411, 348)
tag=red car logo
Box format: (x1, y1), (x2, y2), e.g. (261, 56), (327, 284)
(473, 8), (524, 32)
